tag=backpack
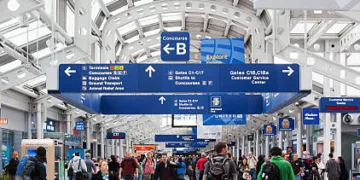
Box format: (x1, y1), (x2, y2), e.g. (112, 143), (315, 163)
(207, 157), (229, 180)
(16, 156), (36, 180)
(261, 161), (280, 180)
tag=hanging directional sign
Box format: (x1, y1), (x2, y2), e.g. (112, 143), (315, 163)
(75, 122), (85, 131)
(165, 142), (208, 148)
(202, 114), (246, 125)
(101, 94), (263, 114)
(106, 132), (126, 139)
(56, 64), (300, 93)
(319, 97), (360, 113)
(154, 135), (216, 142)
(161, 32), (190, 61)
(302, 108), (320, 125)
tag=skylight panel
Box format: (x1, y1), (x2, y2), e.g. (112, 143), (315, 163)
(134, 0), (153, 6)
(92, 0), (101, 20)
(66, 5), (75, 36)
(162, 13), (182, 21)
(8, 26), (51, 46)
(0, 60), (21, 74)
(32, 43), (65, 59)
(290, 22), (316, 34)
(139, 15), (158, 26)
(326, 23), (349, 34)
(124, 35), (139, 44)
(0, 18), (18, 31)
(110, 6), (128, 16)
(24, 75), (46, 87)
(117, 21), (136, 35)
(164, 26), (182, 31)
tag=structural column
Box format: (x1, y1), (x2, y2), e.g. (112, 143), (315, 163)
(284, 132), (289, 150)
(248, 135), (251, 154)
(111, 139), (115, 156)
(100, 124), (105, 158)
(36, 103), (42, 139)
(306, 126), (311, 154)
(255, 130), (260, 157)
(86, 121), (91, 150)
(241, 136), (245, 156)
(66, 114), (71, 134)
(296, 109), (303, 158)
(120, 139), (124, 158)
(278, 131), (283, 150)
(265, 136), (269, 157)
(236, 138), (240, 161)
(27, 103), (32, 139)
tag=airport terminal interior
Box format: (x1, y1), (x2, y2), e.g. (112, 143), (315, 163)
(2, 0), (360, 179)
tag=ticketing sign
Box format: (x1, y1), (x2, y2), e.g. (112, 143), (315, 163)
(106, 132), (126, 139)
(320, 97), (360, 113)
(161, 32), (190, 61)
(101, 94), (263, 114)
(57, 64), (300, 93)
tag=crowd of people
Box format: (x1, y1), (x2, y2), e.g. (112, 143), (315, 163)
(0, 143), (351, 180)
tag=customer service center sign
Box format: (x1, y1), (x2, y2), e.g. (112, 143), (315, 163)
(254, 0), (360, 11)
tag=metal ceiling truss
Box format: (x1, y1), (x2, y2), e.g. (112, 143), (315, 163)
(307, 20), (337, 47)
(35, 94), (63, 108)
(102, 0), (265, 63)
(0, 0), (43, 24)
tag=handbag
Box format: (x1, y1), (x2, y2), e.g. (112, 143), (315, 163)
(242, 172), (252, 180)
(75, 159), (88, 180)
(67, 161), (74, 177)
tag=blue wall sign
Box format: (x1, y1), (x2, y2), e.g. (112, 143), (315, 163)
(57, 64), (300, 93)
(174, 149), (197, 154)
(75, 121), (85, 131)
(263, 124), (277, 136)
(106, 132), (126, 139)
(161, 32), (190, 61)
(203, 114), (246, 125)
(248, 135), (254, 141)
(279, 118), (295, 131)
(101, 94), (263, 114)
(201, 38), (244, 64)
(155, 135), (216, 142)
(302, 108), (320, 125)
(320, 97), (360, 113)
(45, 119), (55, 132)
(357, 129), (360, 137)
(68, 149), (85, 161)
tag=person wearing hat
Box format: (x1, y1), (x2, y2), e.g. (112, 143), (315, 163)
(6, 151), (19, 180)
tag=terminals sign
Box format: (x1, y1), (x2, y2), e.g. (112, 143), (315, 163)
(161, 32), (190, 61)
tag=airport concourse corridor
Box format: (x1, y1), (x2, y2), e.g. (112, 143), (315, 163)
(1, 0), (360, 179)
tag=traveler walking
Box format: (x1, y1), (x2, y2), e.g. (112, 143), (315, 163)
(257, 147), (295, 180)
(239, 158), (251, 180)
(143, 152), (156, 180)
(68, 152), (88, 180)
(16, 147), (47, 180)
(337, 156), (349, 180)
(176, 157), (186, 180)
(291, 154), (304, 180)
(247, 152), (257, 180)
(84, 153), (97, 180)
(108, 155), (120, 180)
(311, 157), (321, 180)
(154, 153), (180, 180)
(256, 155), (265, 176)
(91, 160), (117, 180)
(135, 158), (143, 180)
(6, 151), (19, 180)
(195, 153), (207, 180)
(325, 153), (340, 180)
(203, 141), (238, 180)
(120, 152), (138, 180)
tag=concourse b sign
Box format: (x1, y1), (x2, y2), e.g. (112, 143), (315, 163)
(54, 64), (300, 93)
(161, 32), (190, 61)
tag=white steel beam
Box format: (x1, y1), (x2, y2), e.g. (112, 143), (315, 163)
(181, 12), (186, 30)
(307, 20), (336, 47)
(233, 0), (239, 6)
(135, 20), (144, 37)
(127, 0), (134, 8)
(158, 14), (164, 31)
(203, 13), (209, 32)
(223, 19), (232, 37)
(277, 45), (360, 90)
(35, 95), (63, 108)
(96, 0), (111, 17)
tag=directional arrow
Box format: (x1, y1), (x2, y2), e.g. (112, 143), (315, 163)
(159, 96), (166, 105)
(163, 43), (175, 54)
(282, 66), (294, 76)
(65, 66), (76, 77)
(145, 65), (156, 78)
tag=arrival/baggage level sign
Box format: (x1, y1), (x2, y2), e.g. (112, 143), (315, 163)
(57, 64), (300, 93)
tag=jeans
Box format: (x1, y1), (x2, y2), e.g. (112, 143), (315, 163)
(295, 175), (301, 180)
(136, 174), (143, 180)
(250, 169), (256, 180)
(124, 175), (135, 180)
(87, 173), (92, 180)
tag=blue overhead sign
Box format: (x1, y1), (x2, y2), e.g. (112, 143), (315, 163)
(201, 38), (244, 64)
(302, 108), (320, 125)
(263, 92), (310, 113)
(75, 122), (85, 131)
(320, 97), (360, 113)
(101, 94), (263, 114)
(106, 132), (126, 139)
(203, 114), (246, 125)
(57, 64), (300, 93)
(248, 135), (254, 141)
(279, 118), (295, 131)
(155, 135), (216, 142)
(51, 93), (101, 114)
(357, 129), (360, 137)
(263, 124), (277, 136)
(165, 142), (208, 148)
(161, 32), (190, 61)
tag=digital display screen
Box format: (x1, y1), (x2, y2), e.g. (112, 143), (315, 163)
(172, 115), (197, 127)
(27, 150), (37, 157)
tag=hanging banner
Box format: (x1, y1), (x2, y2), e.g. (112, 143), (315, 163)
(263, 124), (277, 136)
(203, 114), (246, 126)
(133, 145), (157, 151)
(248, 135), (254, 141)
(302, 108), (320, 125)
(197, 116), (222, 139)
(201, 38), (244, 64)
(106, 132), (126, 139)
(279, 118), (295, 131)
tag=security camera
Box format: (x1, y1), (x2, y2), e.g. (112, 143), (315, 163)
(342, 114), (353, 124)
